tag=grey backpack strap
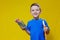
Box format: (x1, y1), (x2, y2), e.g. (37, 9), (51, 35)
(42, 19), (45, 26)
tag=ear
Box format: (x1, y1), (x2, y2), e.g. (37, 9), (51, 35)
(40, 8), (41, 13)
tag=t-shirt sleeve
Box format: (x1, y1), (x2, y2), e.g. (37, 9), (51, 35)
(44, 20), (50, 30)
(25, 21), (31, 31)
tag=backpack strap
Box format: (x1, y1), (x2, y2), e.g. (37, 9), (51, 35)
(42, 19), (45, 26)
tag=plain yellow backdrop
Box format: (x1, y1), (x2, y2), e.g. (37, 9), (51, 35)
(0, 0), (60, 40)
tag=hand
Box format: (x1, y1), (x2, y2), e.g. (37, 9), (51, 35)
(15, 18), (26, 30)
(15, 19), (21, 23)
(44, 26), (48, 32)
(44, 26), (49, 34)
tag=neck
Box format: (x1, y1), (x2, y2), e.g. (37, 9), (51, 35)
(34, 16), (39, 20)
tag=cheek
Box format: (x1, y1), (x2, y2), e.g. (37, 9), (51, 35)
(31, 11), (34, 14)
(37, 11), (40, 13)
(36, 11), (40, 15)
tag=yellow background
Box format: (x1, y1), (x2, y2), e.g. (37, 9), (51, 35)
(0, 0), (60, 40)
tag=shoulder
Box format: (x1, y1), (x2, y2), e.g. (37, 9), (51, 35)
(40, 18), (47, 21)
(27, 19), (33, 24)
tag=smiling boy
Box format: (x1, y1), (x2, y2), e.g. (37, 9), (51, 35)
(15, 3), (50, 40)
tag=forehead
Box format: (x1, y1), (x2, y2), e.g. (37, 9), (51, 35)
(31, 6), (40, 10)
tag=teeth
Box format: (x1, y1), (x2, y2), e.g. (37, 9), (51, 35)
(34, 14), (37, 15)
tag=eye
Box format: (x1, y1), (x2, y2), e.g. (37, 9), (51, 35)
(32, 10), (34, 11)
(36, 9), (39, 11)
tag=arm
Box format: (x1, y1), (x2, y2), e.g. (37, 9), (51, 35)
(43, 20), (50, 35)
(25, 29), (30, 35)
(15, 19), (30, 35)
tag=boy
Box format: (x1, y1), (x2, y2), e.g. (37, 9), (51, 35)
(15, 3), (50, 40)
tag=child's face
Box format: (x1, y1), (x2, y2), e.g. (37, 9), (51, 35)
(30, 6), (41, 18)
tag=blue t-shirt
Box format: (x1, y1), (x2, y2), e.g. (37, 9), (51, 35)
(26, 18), (49, 40)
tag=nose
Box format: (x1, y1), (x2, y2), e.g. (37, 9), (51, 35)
(34, 10), (37, 13)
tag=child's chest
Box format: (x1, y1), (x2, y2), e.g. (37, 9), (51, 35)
(30, 20), (43, 31)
